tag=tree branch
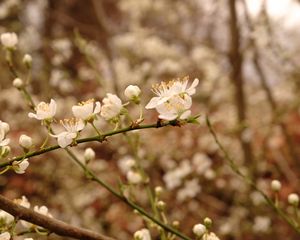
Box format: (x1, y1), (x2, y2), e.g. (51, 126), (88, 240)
(0, 194), (116, 240)
(0, 119), (189, 169)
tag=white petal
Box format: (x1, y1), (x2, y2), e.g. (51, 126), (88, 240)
(28, 112), (37, 119)
(94, 101), (101, 114)
(0, 138), (10, 147)
(180, 110), (191, 119)
(145, 97), (160, 109)
(49, 99), (57, 117)
(57, 132), (74, 148)
(186, 78), (199, 95)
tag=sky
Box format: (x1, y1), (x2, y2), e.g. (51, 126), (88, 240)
(246, 0), (300, 29)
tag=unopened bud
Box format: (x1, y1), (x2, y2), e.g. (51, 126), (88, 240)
(13, 78), (24, 89)
(192, 223), (206, 237)
(19, 134), (32, 150)
(288, 193), (299, 206)
(1, 146), (11, 158)
(156, 200), (166, 211)
(204, 217), (212, 229)
(23, 54), (32, 68)
(124, 85), (141, 104)
(84, 148), (95, 164)
(271, 180), (281, 192)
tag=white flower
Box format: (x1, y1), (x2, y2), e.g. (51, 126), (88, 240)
(288, 193), (299, 206)
(19, 134), (33, 149)
(0, 121), (10, 134)
(134, 228), (151, 240)
(127, 170), (143, 184)
(0, 232), (10, 240)
(13, 78), (24, 88)
(51, 118), (85, 148)
(145, 77), (199, 109)
(72, 99), (101, 122)
(0, 129), (10, 147)
(84, 148), (95, 163)
(202, 232), (220, 240)
(192, 223), (206, 237)
(100, 93), (123, 121)
(271, 180), (281, 192)
(155, 94), (192, 120)
(0, 210), (14, 224)
(12, 159), (29, 174)
(28, 99), (57, 121)
(1, 32), (18, 48)
(124, 85), (141, 102)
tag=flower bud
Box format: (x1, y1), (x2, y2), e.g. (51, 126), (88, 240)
(19, 134), (33, 150)
(13, 78), (24, 89)
(84, 147), (95, 164)
(1, 146), (11, 158)
(0, 32), (18, 49)
(204, 217), (212, 229)
(124, 85), (141, 103)
(127, 170), (143, 184)
(155, 186), (163, 197)
(288, 193), (299, 206)
(271, 180), (281, 192)
(156, 200), (166, 211)
(192, 223), (206, 237)
(23, 54), (32, 68)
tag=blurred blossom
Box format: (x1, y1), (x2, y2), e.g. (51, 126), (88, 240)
(176, 178), (201, 202)
(253, 216), (271, 233)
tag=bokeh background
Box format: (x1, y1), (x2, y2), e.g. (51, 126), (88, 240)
(1, 0), (300, 239)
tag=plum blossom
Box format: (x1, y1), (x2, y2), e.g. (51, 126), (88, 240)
(72, 99), (101, 122)
(146, 77), (198, 120)
(28, 99), (57, 121)
(51, 118), (85, 148)
(100, 93), (123, 121)
(146, 77), (199, 109)
(12, 159), (29, 174)
(155, 94), (192, 120)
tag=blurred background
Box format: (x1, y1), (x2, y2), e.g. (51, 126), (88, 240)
(1, 0), (300, 239)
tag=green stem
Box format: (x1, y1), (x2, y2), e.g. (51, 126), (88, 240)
(0, 119), (190, 169)
(65, 149), (192, 240)
(206, 116), (300, 234)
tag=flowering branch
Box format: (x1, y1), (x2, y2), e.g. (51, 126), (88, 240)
(0, 119), (195, 169)
(0, 194), (115, 240)
(206, 116), (300, 234)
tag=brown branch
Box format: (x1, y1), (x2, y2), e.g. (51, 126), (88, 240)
(228, 0), (253, 164)
(0, 194), (116, 240)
